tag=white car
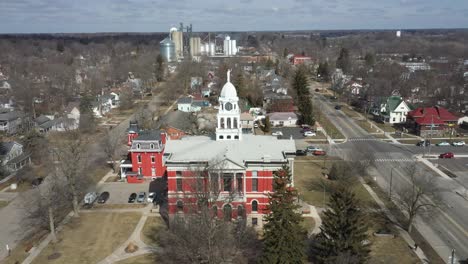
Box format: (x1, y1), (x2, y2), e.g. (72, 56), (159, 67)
(436, 142), (450, 146)
(452, 141), (465, 146)
(304, 131), (317, 137)
(147, 192), (155, 203)
(272, 131), (283, 136)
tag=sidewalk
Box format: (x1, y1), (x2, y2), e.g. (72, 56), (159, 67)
(358, 177), (429, 263)
(299, 201), (322, 236)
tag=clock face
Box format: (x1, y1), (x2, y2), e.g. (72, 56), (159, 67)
(225, 102), (233, 111)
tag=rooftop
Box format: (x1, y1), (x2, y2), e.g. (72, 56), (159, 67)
(164, 134), (295, 167)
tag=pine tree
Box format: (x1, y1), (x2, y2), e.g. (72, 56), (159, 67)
(312, 186), (370, 264)
(292, 66), (314, 125)
(261, 166), (306, 264)
(234, 73), (245, 98)
(336, 48), (351, 74)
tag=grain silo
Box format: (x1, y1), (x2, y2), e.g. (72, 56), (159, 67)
(171, 29), (183, 59)
(160, 37), (176, 62)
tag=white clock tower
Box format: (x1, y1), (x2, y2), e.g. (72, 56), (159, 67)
(216, 70), (242, 141)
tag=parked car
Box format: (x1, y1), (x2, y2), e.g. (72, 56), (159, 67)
(306, 146), (322, 152)
(313, 150), (327, 156)
(416, 140), (431, 147)
(452, 141), (465, 146)
(128, 193), (137, 203)
(254, 123), (259, 128)
(439, 152), (454, 159)
(330, 96), (337, 100)
(147, 192), (155, 203)
(31, 177), (44, 188)
(296, 150), (307, 156)
(334, 105), (342, 110)
(137, 192), (146, 203)
(436, 141), (450, 147)
(304, 131), (317, 137)
(272, 131), (283, 136)
(97, 191), (110, 204)
(84, 192), (98, 205)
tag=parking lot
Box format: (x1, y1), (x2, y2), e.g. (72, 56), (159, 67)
(95, 182), (150, 204)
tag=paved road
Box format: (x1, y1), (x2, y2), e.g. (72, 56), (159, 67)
(313, 92), (468, 261)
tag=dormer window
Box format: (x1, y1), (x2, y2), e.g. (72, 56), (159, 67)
(150, 143), (154, 149)
(137, 143), (141, 149)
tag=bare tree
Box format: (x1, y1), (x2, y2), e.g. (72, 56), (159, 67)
(52, 131), (91, 217)
(103, 130), (124, 173)
(20, 173), (71, 243)
(394, 164), (440, 233)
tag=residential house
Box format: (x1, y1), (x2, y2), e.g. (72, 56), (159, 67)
(406, 106), (458, 137)
(240, 112), (254, 133)
(0, 111), (23, 134)
(0, 81), (11, 94)
(267, 112), (298, 127)
(177, 97), (209, 113)
(0, 96), (15, 110)
(380, 96), (412, 124)
(0, 141), (31, 172)
(65, 102), (80, 125)
(34, 115), (78, 133)
(290, 55), (313, 65)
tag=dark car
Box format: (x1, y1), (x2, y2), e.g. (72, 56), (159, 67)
(334, 105), (342, 110)
(330, 96), (337, 100)
(416, 140), (431, 147)
(97, 192), (110, 204)
(296, 150), (307, 156)
(128, 193), (137, 203)
(439, 152), (454, 159)
(31, 177), (44, 187)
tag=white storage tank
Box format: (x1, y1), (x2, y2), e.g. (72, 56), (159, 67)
(230, 39), (237, 55)
(209, 42), (215, 56)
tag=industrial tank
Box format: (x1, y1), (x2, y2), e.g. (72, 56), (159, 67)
(160, 37), (176, 62)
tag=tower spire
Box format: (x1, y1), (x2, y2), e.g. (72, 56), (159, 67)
(227, 69), (231, 83)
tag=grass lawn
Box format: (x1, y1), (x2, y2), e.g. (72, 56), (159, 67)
(3, 230), (49, 264)
(141, 216), (165, 246)
(314, 111), (345, 139)
(32, 212), (141, 264)
(6, 181), (31, 192)
(340, 106), (361, 119)
(356, 120), (381, 133)
(294, 160), (378, 208)
(116, 254), (155, 264)
(368, 232), (419, 264)
(374, 122), (396, 133)
(0, 200), (9, 209)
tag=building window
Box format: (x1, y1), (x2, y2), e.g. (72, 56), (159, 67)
(137, 144), (140, 149)
(221, 118), (225, 128)
(252, 179), (258, 192)
(234, 135), (239, 139)
(236, 173), (243, 193)
(176, 200), (184, 212)
(237, 205), (245, 219)
(176, 171), (182, 176)
(252, 217), (258, 226)
(138, 167), (142, 175)
(219, 135), (224, 140)
(223, 174), (232, 192)
(227, 135), (231, 139)
(176, 178), (183, 192)
(137, 155), (142, 163)
(392, 117), (396, 122)
(150, 143), (154, 149)
(210, 173), (219, 192)
(227, 118), (232, 128)
(151, 156), (155, 163)
(223, 204), (232, 221)
(252, 200), (258, 212)
(151, 167), (156, 176)
(252, 171), (257, 177)
(233, 118), (238, 128)
(279, 121), (284, 126)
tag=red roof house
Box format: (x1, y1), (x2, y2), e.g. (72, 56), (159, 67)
(407, 106), (458, 136)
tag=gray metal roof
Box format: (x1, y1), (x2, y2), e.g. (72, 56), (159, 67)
(34, 115), (51, 125)
(178, 97), (193, 104)
(0, 141), (17, 156)
(0, 111), (22, 121)
(134, 130), (162, 141)
(164, 134), (296, 166)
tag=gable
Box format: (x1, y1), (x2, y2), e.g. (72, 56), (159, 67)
(208, 158), (245, 171)
(393, 101), (410, 113)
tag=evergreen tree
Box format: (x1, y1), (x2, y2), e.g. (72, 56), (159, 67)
(336, 48), (351, 74)
(283, 48), (289, 58)
(155, 54), (164, 81)
(234, 73), (245, 98)
(312, 186), (370, 264)
(292, 66), (309, 97)
(292, 66), (314, 125)
(364, 52), (375, 68)
(261, 166), (306, 264)
(79, 95), (96, 133)
(317, 62), (330, 82)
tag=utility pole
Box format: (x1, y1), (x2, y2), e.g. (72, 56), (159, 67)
(427, 115), (434, 157)
(389, 167), (394, 199)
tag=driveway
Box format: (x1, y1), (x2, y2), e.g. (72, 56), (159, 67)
(271, 127), (305, 139)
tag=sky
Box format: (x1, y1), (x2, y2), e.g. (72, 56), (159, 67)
(0, 0), (467, 33)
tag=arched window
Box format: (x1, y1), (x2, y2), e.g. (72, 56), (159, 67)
(227, 135), (231, 139)
(150, 143), (154, 149)
(223, 204), (232, 221)
(237, 205), (245, 219)
(212, 205), (218, 218)
(234, 135), (239, 139)
(137, 143), (141, 149)
(227, 118), (231, 128)
(219, 135), (224, 140)
(221, 118), (225, 128)
(252, 200), (258, 212)
(176, 200), (184, 212)
(233, 118), (238, 128)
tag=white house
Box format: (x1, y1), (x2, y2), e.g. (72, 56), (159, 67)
(380, 96), (411, 124)
(0, 141), (31, 172)
(458, 116), (468, 125)
(177, 97), (201, 113)
(267, 112), (298, 127)
(65, 102), (80, 125)
(240, 112), (254, 133)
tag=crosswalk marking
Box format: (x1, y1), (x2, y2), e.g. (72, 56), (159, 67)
(348, 138), (378, 142)
(374, 159), (414, 163)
